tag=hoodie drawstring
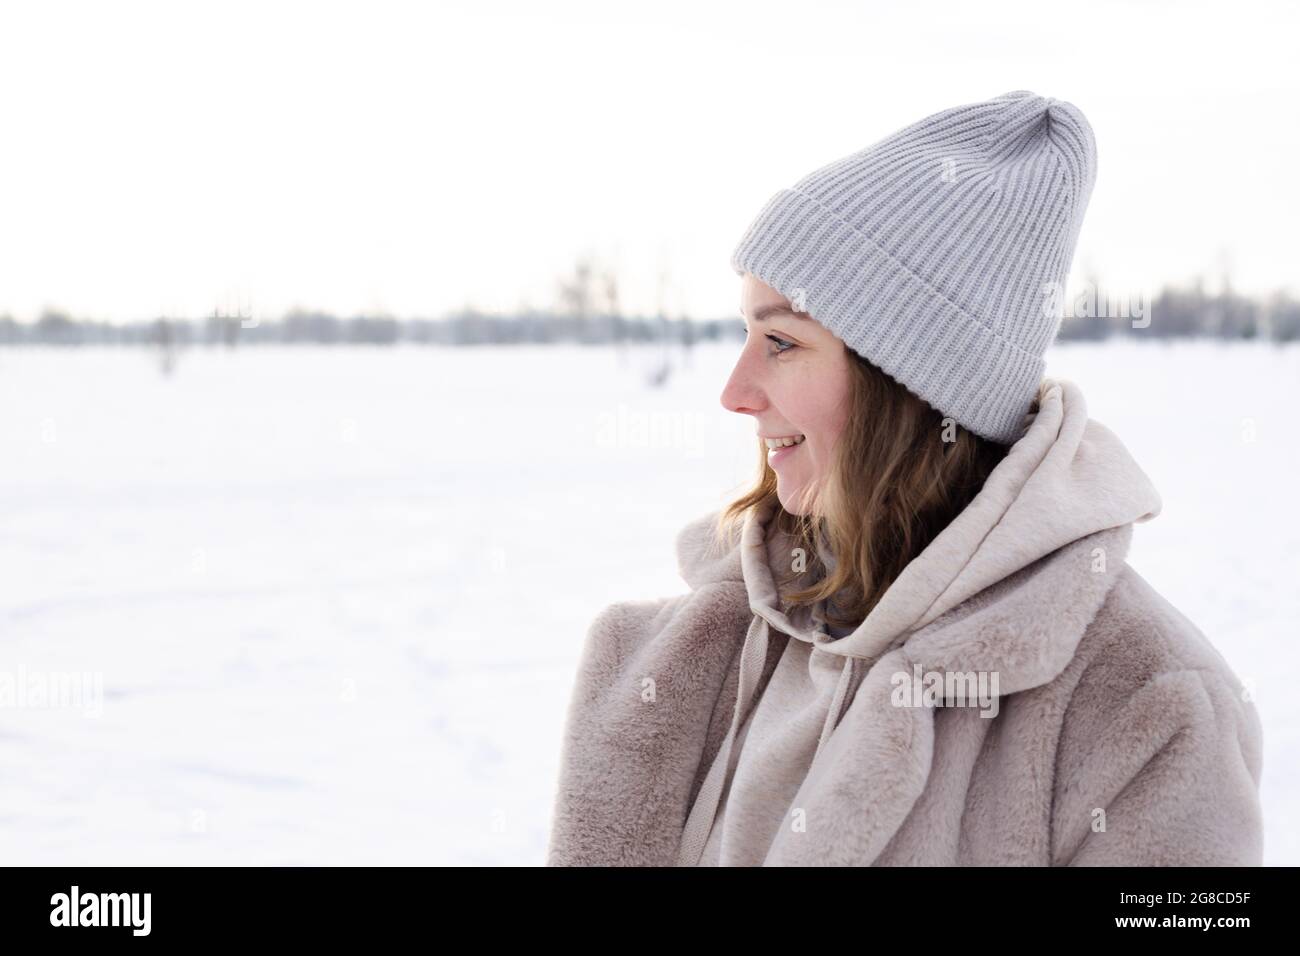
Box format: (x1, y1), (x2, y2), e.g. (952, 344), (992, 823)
(818, 655), (855, 760)
(676, 611), (857, 867)
(676, 612), (770, 866)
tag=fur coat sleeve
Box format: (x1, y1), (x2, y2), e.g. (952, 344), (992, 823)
(544, 583), (752, 866)
(1049, 573), (1264, 866)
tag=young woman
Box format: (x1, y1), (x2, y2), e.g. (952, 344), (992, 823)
(546, 91), (1264, 866)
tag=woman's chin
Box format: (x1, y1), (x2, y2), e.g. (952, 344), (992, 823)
(776, 482), (815, 516)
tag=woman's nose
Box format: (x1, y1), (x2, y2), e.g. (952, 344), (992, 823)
(719, 345), (765, 416)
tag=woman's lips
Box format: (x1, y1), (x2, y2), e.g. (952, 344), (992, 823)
(768, 440), (804, 466)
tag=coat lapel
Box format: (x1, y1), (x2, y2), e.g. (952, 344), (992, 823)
(762, 522), (1134, 865)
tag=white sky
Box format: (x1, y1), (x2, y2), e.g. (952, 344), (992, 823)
(1, 0), (1296, 323)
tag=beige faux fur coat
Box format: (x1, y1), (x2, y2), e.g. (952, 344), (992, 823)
(545, 378), (1264, 866)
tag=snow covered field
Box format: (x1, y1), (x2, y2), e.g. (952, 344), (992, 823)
(1, 340), (1296, 865)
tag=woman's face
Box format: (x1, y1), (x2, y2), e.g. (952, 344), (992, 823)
(721, 274), (854, 515)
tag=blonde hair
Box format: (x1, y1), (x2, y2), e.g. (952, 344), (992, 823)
(715, 348), (1033, 630)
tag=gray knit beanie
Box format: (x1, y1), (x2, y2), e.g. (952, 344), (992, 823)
(730, 89), (1097, 445)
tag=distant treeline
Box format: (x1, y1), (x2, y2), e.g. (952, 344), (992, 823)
(3, 281), (1298, 346)
(0, 309), (736, 347)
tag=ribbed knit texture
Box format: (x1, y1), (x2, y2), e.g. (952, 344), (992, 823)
(730, 89), (1097, 445)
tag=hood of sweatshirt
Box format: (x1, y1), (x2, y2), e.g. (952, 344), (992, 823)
(671, 376), (1163, 865)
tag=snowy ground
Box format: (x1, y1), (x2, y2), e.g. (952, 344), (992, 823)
(1, 340), (1296, 865)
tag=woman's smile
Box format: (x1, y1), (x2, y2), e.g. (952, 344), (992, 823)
(764, 434), (806, 465)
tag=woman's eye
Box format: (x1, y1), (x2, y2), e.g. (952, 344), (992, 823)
(740, 327), (796, 355)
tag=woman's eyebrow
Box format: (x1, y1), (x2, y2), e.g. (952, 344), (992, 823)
(738, 304), (806, 323)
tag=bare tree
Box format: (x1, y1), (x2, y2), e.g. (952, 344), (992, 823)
(601, 263), (628, 366)
(557, 256), (597, 342)
(154, 316), (178, 375)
